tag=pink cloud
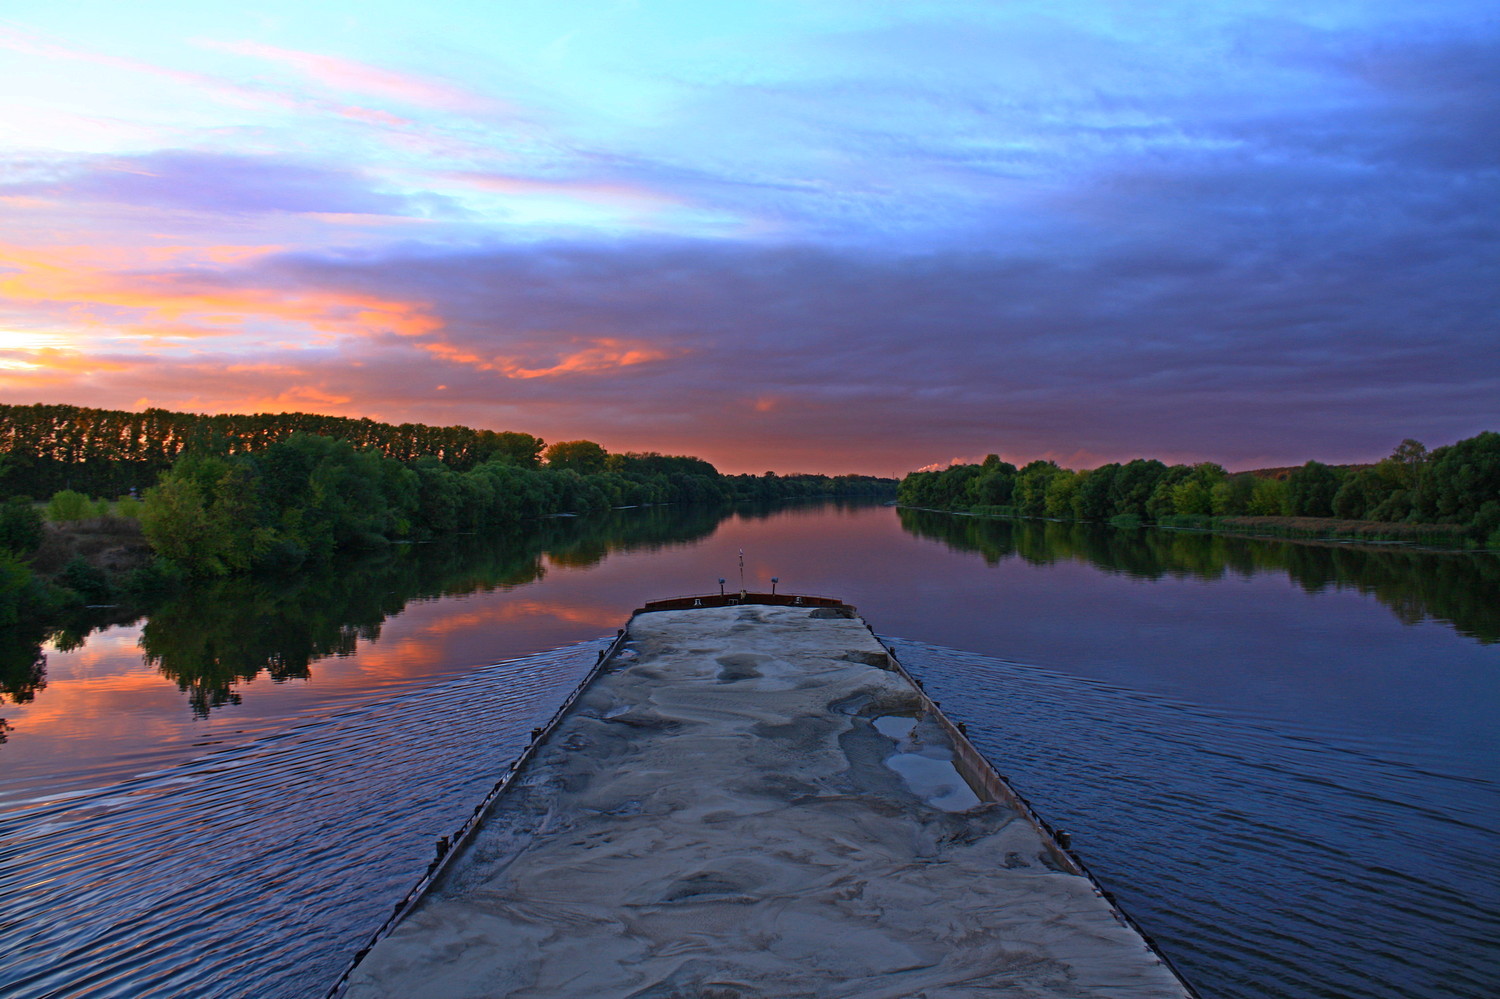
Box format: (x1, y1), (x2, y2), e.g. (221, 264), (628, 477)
(0, 241), (443, 340)
(203, 40), (507, 115)
(0, 26), (414, 129)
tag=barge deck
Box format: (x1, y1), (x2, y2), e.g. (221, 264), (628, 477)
(341, 596), (1194, 998)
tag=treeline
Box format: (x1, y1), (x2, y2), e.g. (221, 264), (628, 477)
(0, 403), (546, 497)
(898, 433), (1500, 547)
(1, 407), (895, 620)
(728, 470), (898, 502)
(898, 509), (1500, 644)
(0, 402), (893, 508)
(5, 439), (890, 582)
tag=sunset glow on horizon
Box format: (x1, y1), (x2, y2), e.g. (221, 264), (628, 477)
(2, 1), (1495, 474)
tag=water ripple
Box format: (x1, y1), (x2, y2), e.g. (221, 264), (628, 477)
(0, 641), (601, 999)
(886, 638), (1500, 999)
(4, 636), (1496, 999)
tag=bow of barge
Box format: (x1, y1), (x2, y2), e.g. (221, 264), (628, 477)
(340, 595), (1195, 998)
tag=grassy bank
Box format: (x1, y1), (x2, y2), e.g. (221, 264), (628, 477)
(1157, 514), (1474, 547)
(906, 505), (1487, 551)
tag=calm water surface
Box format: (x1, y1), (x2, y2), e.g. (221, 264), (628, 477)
(1, 502), (1496, 998)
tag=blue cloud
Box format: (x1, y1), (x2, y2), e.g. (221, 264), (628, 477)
(1, 150), (430, 217)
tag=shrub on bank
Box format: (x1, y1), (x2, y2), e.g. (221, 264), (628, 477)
(46, 490), (94, 522)
(0, 498), (44, 557)
(1157, 514), (1212, 529)
(59, 556), (114, 605)
(0, 550), (61, 626)
(1217, 516), (1472, 546)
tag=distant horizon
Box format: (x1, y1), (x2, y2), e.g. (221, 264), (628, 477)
(3, 2), (1495, 476)
(6, 397), (1484, 480)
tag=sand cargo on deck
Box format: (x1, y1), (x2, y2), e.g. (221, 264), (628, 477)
(335, 594), (1197, 998)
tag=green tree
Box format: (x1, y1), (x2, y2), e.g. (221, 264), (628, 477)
(969, 457), (1018, 507)
(896, 470), (939, 507)
(1171, 464), (1225, 516)
(140, 456), (271, 576)
(1332, 468), (1380, 519)
(543, 440), (608, 474)
(1073, 463), (1120, 520)
(0, 550), (51, 626)
(1015, 460), (1063, 517)
(1417, 431), (1500, 541)
(1211, 473), (1257, 516)
(1173, 478), (1213, 515)
(1110, 459), (1168, 518)
(935, 464), (983, 507)
(0, 498), (44, 557)
(1248, 477), (1287, 516)
(1146, 466), (1193, 521)
(1384, 439), (1430, 491)
(1285, 461), (1342, 517)
(1044, 469), (1080, 518)
(139, 473), (220, 574)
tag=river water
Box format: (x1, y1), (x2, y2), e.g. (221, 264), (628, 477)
(1, 501), (1496, 998)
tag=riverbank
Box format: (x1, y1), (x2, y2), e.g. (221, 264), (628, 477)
(31, 516), (152, 579)
(896, 435), (1500, 550)
(904, 505), (1488, 552)
(1151, 512), (1473, 548)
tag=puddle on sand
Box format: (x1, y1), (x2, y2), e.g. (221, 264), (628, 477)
(873, 714), (981, 812)
(873, 715), (919, 741)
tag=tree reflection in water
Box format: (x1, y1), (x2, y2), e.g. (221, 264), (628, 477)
(144, 504), (727, 716)
(3, 502), (1495, 732)
(0, 504), (727, 723)
(898, 509), (1500, 644)
(0, 627), (48, 743)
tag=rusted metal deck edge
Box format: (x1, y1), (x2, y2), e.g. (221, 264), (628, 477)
(329, 592), (1200, 998)
(637, 590), (846, 612)
(325, 630), (632, 999)
(871, 639), (1202, 999)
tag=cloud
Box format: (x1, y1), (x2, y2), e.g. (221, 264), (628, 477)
(6, 232), (1492, 473)
(420, 336), (676, 379)
(1, 150), (420, 217)
(3, 3), (1495, 474)
(13, 186), (1482, 472)
(437, 170), (685, 213)
(0, 25), (403, 129)
(201, 40), (507, 116)
(0, 239), (442, 344)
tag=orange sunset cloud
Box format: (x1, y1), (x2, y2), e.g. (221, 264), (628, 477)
(422, 337), (676, 380)
(0, 242), (442, 340)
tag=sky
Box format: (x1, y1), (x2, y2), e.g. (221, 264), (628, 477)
(1, 0), (1496, 475)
